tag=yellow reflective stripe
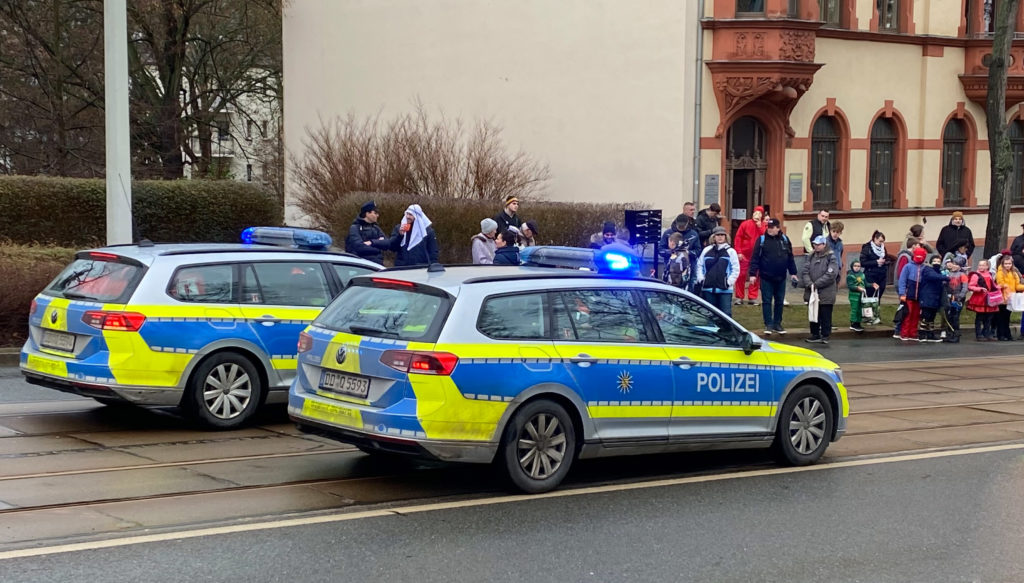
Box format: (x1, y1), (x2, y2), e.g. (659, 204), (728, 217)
(237, 306), (320, 322)
(838, 382), (849, 416)
(410, 375), (506, 441)
(39, 297), (71, 332)
(587, 404), (777, 419)
(271, 358), (297, 370)
(319, 332), (364, 373)
(588, 405), (672, 418)
(301, 399), (362, 428)
(104, 330), (191, 386)
(25, 354), (68, 377)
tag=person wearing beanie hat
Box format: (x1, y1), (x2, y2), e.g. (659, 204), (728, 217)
(846, 258), (874, 333)
(493, 194), (523, 234)
(695, 225), (740, 315)
(733, 205), (767, 305)
(659, 213), (700, 289)
(590, 221), (620, 249)
(936, 210), (975, 257)
(345, 200), (389, 265)
(471, 218), (499, 264)
(519, 219), (539, 247)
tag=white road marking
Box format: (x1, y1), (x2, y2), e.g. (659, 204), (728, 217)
(2, 441), (1024, 561)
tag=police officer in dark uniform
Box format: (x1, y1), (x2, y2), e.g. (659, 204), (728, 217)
(345, 201), (389, 265)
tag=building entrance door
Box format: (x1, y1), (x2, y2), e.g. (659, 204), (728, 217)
(725, 117), (768, 237)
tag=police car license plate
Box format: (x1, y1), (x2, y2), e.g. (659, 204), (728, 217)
(319, 370), (370, 399)
(41, 330), (75, 352)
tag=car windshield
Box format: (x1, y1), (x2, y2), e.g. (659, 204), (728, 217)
(46, 258), (142, 302)
(314, 282), (449, 341)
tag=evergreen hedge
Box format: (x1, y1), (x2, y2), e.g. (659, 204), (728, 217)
(0, 176), (282, 247)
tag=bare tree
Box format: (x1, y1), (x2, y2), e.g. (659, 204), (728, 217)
(0, 0), (283, 180)
(292, 106), (550, 224)
(984, 0), (1022, 257)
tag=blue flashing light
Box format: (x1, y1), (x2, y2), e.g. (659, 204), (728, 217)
(241, 226), (333, 250)
(603, 252), (632, 271)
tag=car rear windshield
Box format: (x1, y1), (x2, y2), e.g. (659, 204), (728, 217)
(314, 282), (450, 342)
(46, 256), (143, 303)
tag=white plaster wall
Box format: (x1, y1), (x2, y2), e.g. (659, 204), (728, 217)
(283, 0), (700, 224)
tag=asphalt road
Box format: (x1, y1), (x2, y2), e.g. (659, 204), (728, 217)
(3, 445), (1023, 582)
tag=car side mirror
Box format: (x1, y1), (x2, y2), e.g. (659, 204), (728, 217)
(742, 331), (762, 355)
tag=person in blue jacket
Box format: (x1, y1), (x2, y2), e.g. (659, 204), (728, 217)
(390, 204), (439, 267)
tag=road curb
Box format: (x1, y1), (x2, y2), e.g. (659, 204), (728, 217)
(0, 348), (21, 367)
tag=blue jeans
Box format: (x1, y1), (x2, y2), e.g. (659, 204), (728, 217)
(703, 291), (733, 317)
(760, 277), (787, 329)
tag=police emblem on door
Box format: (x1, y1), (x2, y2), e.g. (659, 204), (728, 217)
(617, 371), (633, 393)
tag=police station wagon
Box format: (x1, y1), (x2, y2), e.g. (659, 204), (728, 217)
(288, 259), (849, 493)
(20, 228), (380, 429)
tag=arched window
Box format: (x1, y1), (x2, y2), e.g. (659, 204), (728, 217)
(942, 119), (968, 206)
(810, 116), (839, 210)
(1010, 120), (1024, 205)
(869, 118), (897, 209)
(877, 0), (899, 31)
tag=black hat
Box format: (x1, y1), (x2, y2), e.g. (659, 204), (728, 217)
(602, 221), (616, 235)
(766, 218), (781, 228)
(524, 219), (539, 237)
(359, 200), (378, 217)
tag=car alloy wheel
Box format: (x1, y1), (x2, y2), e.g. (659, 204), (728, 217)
(788, 396), (826, 455)
(203, 362), (253, 420)
(517, 412), (568, 480)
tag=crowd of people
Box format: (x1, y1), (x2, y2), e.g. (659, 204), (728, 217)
(344, 195), (1024, 346)
(657, 203), (1024, 345)
(344, 195), (540, 268)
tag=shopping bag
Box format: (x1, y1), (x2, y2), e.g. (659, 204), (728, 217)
(986, 290), (1004, 307)
(861, 290), (879, 321)
(1010, 292), (1024, 312)
(808, 286), (819, 324)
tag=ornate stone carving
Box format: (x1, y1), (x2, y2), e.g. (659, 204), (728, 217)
(779, 31), (815, 62)
(752, 33), (766, 58)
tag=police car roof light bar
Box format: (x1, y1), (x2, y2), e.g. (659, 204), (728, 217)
(241, 227), (333, 250)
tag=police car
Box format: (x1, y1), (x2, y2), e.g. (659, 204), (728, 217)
(20, 227), (381, 429)
(288, 247), (848, 493)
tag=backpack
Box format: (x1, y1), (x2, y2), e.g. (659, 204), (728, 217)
(756, 233), (791, 262)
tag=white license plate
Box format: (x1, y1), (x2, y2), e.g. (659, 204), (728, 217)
(41, 330), (75, 352)
(319, 370), (370, 399)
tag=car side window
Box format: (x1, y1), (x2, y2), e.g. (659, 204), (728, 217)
(643, 291), (743, 347)
(331, 264), (376, 289)
(243, 262), (331, 307)
(168, 264), (235, 303)
(555, 289), (648, 343)
(478, 293), (548, 340)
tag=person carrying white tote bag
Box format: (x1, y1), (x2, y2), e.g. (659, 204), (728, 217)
(808, 284), (819, 323)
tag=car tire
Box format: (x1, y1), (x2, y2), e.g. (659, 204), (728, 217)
(500, 399), (576, 494)
(773, 384), (834, 466)
(186, 352), (263, 430)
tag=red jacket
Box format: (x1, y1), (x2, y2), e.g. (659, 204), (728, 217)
(734, 219), (766, 259)
(966, 271), (999, 313)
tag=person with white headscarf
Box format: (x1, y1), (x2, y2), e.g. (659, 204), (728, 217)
(389, 204), (439, 266)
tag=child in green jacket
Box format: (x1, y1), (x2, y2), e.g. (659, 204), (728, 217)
(847, 260), (870, 332)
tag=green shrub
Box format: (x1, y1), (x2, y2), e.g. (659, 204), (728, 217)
(0, 244), (76, 346)
(0, 176), (282, 247)
(319, 192), (648, 265)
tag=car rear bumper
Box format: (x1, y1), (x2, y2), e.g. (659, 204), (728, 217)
(21, 368), (184, 406)
(288, 393), (499, 464)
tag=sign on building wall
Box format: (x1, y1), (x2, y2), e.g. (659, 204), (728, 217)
(704, 175), (719, 205)
(788, 173), (803, 203)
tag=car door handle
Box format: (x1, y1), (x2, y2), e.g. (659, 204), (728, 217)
(673, 357), (693, 369)
(569, 353), (598, 366)
(255, 315), (280, 326)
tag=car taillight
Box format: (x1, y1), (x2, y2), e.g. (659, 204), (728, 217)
(29, 299), (37, 316)
(297, 331), (313, 353)
(380, 350), (459, 376)
(81, 311), (146, 331)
